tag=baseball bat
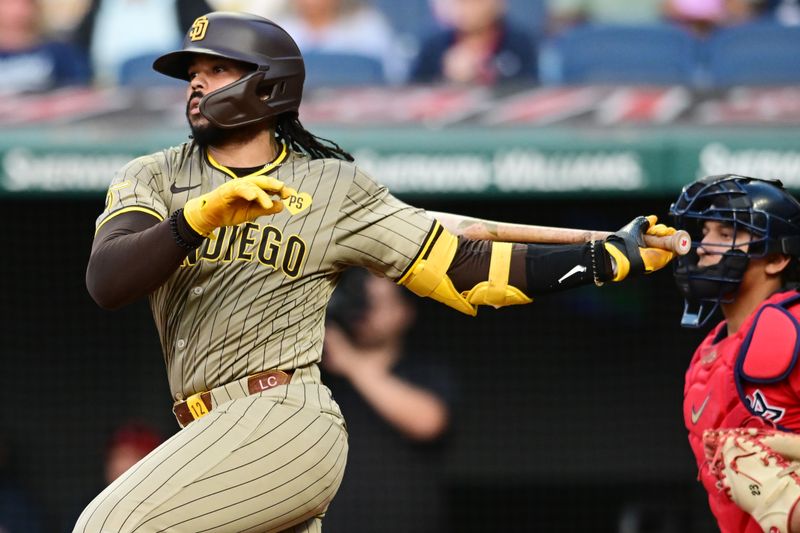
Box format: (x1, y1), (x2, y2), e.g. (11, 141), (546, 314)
(429, 212), (692, 256)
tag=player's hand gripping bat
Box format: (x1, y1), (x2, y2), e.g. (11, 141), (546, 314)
(429, 211), (691, 256)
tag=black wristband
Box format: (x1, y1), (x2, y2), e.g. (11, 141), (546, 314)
(591, 240), (615, 284)
(169, 208), (205, 251)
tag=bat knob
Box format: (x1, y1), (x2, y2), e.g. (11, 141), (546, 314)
(675, 230), (691, 256)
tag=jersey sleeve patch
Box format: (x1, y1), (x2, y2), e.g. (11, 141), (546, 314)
(739, 304), (800, 383)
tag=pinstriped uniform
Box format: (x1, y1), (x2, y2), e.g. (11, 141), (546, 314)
(77, 141), (435, 532)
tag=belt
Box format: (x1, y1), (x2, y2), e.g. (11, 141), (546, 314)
(172, 369), (293, 428)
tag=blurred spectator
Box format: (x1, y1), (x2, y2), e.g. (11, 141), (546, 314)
(103, 421), (162, 484)
(664, 0), (766, 36)
(0, 434), (45, 533)
(38, 0), (92, 37)
(409, 0), (538, 86)
(72, 0), (212, 85)
(66, 421), (163, 531)
(772, 0), (800, 24)
(322, 269), (456, 532)
(0, 0), (91, 94)
(546, 0), (666, 35)
(277, 0), (406, 83)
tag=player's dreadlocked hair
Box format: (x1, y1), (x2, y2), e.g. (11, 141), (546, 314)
(276, 114), (354, 162)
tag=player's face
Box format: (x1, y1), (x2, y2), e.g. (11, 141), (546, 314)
(696, 220), (751, 268)
(185, 55), (251, 127)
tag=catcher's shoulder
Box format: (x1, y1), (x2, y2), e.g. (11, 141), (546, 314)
(739, 293), (800, 382)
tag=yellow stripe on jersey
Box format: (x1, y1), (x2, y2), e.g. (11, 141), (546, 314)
(399, 223), (477, 315)
(95, 206), (164, 234)
(207, 143), (288, 179)
(397, 220), (442, 286)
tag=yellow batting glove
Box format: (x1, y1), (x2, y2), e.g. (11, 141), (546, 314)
(603, 215), (676, 281)
(642, 214), (676, 273)
(183, 176), (295, 237)
(646, 218), (677, 237)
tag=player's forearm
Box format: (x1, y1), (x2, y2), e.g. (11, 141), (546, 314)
(433, 211), (503, 240)
(86, 213), (195, 309)
(348, 369), (449, 442)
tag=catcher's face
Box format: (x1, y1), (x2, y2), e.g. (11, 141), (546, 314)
(185, 55), (251, 128)
(697, 220), (751, 268)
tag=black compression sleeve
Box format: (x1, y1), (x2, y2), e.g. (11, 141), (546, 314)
(448, 237), (613, 297)
(524, 241), (613, 294)
(86, 211), (201, 310)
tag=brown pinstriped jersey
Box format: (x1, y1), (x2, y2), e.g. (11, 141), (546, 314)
(95, 141), (434, 399)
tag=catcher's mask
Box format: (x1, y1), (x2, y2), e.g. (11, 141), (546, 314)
(670, 174), (800, 328)
(153, 11), (304, 129)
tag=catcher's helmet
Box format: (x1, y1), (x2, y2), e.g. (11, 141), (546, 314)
(670, 174), (800, 327)
(153, 12), (304, 128)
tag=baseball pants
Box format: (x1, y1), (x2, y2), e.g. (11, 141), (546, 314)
(74, 368), (348, 532)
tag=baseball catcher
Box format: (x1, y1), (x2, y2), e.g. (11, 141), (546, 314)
(672, 175), (800, 532)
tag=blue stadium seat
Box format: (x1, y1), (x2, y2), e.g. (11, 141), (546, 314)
(549, 24), (700, 85)
(302, 51), (387, 89)
(507, 0), (547, 38)
(372, 0), (436, 39)
(118, 53), (184, 87)
(706, 22), (800, 86)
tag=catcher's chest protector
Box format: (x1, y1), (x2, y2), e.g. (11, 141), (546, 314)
(684, 290), (800, 533)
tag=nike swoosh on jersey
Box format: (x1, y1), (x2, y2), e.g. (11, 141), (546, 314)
(170, 182), (201, 194)
(558, 264), (587, 284)
(691, 394), (711, 424)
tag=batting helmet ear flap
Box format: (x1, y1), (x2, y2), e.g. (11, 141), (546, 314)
(199, 69), (275, 129)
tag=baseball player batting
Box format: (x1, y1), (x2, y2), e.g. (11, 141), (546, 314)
(79, 11), (677, 533)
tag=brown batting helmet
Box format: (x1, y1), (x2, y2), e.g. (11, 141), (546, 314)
(153, 11), (305, 128)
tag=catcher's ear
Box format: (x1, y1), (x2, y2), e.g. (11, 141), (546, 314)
(765, 253), (792, 275)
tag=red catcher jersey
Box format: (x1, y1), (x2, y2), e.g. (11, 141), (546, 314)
(684, 290), (800, 533)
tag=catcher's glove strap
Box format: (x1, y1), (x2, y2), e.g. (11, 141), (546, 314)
(172, 369), (293, 428)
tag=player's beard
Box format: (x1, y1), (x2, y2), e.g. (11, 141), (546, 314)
(186, 94), (263, 147)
